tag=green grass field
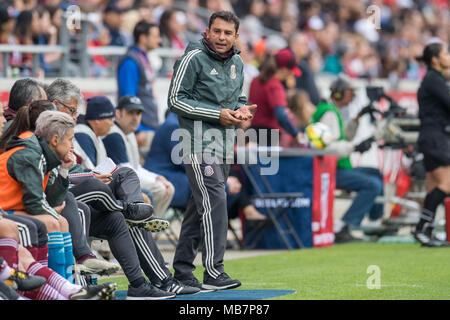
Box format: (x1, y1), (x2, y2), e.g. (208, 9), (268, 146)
(101, 243), (450, 300)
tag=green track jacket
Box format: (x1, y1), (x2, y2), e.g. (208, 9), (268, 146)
(168, 39), (247, 162)
(0, 133), (68, 219)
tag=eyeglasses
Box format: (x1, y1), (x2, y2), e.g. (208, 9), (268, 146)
(57, 100), (78, 116)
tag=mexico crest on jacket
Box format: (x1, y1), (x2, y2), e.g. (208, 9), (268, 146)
(230, 64), (236, 79)
(204, 165), (214, 177)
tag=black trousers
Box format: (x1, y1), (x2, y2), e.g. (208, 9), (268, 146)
(70, 167), (170, 284)
(2, 213), (47, 248)
(173, 153), (230, 280)
(60, 191), (92, 260)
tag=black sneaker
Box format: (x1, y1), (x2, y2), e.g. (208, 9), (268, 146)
(177, 277), (216, 292)
(412, 228), (431, 245)
(126, 280), (176, 300)
(4, 269), (46, 291)
(203, 272), (241, 290)
(412, 229), (449, 247)
(421, 239), (450, 247)
(156, 277), (201, 295)
(122, 202), (153, 222)
(123, 202), (170, 232)
(334, 225), (362, 244)
(70, 282), (118, 300)
(0, 281), (21, 300)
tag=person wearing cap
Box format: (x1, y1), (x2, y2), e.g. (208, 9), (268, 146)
(71, 95), (164, 231)
(73, 96), (115, 170)
(249, 47), (304, 146)
(102, 95), (175, 218)
(311, 77), (385, 243)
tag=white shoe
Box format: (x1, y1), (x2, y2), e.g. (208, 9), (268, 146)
(361, 219), (383, 229)
(77, 258), (120, 276)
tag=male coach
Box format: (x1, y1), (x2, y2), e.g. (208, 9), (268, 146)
(168, 10), (256, 290)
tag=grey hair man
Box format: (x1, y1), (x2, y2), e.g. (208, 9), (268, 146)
(46, 78), (85, 122)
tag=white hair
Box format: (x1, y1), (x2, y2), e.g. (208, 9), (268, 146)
(35, 111), (75, 143)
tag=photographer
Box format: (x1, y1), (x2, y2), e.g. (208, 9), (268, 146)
(312, 77), (384, 243)
(413, 41), (450, 247)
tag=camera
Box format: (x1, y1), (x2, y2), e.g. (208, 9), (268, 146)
(366, 86), (385, 102)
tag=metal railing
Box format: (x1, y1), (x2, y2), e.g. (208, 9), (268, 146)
(0, 11), (186, 78)
(0, 3), (282, 79)
(0, 44), (67, 78)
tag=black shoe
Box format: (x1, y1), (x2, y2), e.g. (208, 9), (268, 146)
(411, 228), (431, 245)
(4, 269), (46, 291)
(126, 280), (176, 300)
(0, 281), (21, 300)
(412, 228), (449, 247)
(123, 202), (170, 232)
(156, 277), (201, 295)
(122, 202), (153, 222)
(203, 272), (241, 290)
(70, 282), (118, 300)
(177, 277), (216, 292)
(421, 239), (450, 247)
(334, 225), (362, 244)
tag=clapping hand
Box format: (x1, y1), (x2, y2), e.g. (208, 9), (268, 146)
(234, 104), (257, 121)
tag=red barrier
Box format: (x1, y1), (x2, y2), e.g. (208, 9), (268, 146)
(312, 155), (337, 247)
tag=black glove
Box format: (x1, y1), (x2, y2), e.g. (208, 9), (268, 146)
(354, 137), (375, 153)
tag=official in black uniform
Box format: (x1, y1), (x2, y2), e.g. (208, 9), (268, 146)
(413, 41), (450, 247)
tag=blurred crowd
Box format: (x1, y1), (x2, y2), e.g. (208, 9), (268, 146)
(0, 0), (448, 80)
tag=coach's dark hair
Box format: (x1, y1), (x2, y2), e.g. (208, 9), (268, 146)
(133, 20), (158, 44)
(0, 100), (56, 153)
(8, 78), (46, 111)
(208, 11), (240, 33)
(416, 42), (444, 68)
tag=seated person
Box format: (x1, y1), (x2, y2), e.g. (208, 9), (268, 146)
(102, 96), (175, 218)
(0, 100), (119, 277)
(55, 91), (196, 298)
(71, 95), (165, 231)
(312, 77), (384, 243)
(0, 109), (76, 278)
(2, 78), (47, 132)
(0, 213), (117, 300)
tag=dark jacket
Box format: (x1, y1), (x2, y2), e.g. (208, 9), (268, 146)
(168, 40), (247, 161)
(0, 132), (67, 219)
(417, 68), (450, 164)
(418, 68), (450, 131)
